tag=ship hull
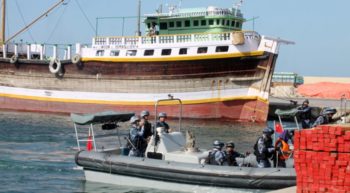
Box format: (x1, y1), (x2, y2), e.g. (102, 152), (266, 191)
(0, 51), (277, 122)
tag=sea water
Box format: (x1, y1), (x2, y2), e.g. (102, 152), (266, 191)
(0, 111), (271, 193)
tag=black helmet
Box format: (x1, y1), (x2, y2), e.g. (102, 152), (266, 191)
(303, 99), (309, 104)
(158, 112), (167, 118)
(213, 140), (224, 149)
(226, 141), (235, 148)
(322, 107), (337, 115)
(263, 127), (274, 135)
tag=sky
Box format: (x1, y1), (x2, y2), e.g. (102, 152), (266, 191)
(4, 0), (350, 77)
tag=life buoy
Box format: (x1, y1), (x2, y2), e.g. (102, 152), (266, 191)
(275, 139), (291, 160)
(232, 31), (245, 45)
(49, 58), (61, 74)
(10, 55), (18, 64)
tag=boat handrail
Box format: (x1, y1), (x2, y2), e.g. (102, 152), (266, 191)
(144, 9), (242, 18)
(92, 31), (258, 47)
(154, 96), (183, 133)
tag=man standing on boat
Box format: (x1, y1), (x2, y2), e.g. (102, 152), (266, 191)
(254, 127), (275, 168)
(128, 115), (145, 157)
(224, 141), (245, 166)
(140, 110), (153, 140)
(297, 99), (312, 129)
(156, 112), (170, 133)
(206, 140), (225, 165)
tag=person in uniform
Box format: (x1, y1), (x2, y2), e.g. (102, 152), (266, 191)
(206, 140), (225, 165)
(128, 115), (145, 157)
(253, 127), (275, 168)
(140, 110), (153, 139)
(224, 141), (245, 166)
(297, 99), (312, 129)
(274, 130), (293, 168)
(312, 107), (337, 127)
(156, 112), (170, 133)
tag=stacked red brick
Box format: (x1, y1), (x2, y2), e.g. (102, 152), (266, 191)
(294, 125), (350, 193)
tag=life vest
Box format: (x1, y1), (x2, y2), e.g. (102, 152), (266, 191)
(275, 139), (291, 160)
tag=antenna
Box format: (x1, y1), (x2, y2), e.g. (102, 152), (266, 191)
(234, 0), (244, 17)
(179, 0), (183, 9)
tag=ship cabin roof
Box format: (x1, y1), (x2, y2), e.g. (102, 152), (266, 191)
(144, 6), (245, 35)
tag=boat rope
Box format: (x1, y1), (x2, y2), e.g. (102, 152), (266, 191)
(74, 0), (96, 33)
(46, 0), (71, 44)
(14, 0), (35, 42)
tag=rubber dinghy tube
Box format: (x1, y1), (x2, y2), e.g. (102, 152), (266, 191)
(49, 58), (62, 74)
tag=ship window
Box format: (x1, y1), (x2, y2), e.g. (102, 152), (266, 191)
(160, 22), (168, 30)
(179, 48), (187, 55)
(185, 20), (191, 27)
(236, 22), (240, 28)
(197, 47), (208, 54)
(193, 20), (199, 26)
(216, 19), (220, 25)
(201, 20), (207, 26)
(226, 20), (230, 26)
(161, 49), (172, 56)
(110, 50), (120, 56)
(147, 23), (151, 29)
(209, 19), (214, 25)
(96, 50), (105, 56)
(231, 21), (236, 27)
(169, 22), (175, 28)
(144, 50), (154, 56)
(216, 46), (229, 53)
(221, 20), (225, 25)
(126, 50), (137, 56)
(176, 21), (182, 28)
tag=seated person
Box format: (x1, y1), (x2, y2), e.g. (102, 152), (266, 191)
(312, 107), (337, 127)
(224, 141), (245, 166)
(156, 112), (170, 133)
(273, 130), (293, 168)
(205, 140), (225, 165)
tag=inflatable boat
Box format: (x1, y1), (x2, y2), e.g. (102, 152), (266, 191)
(72, 99), (296, 192)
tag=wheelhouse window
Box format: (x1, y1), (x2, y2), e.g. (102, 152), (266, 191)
(226, 20), (230, 26)
(179, 48), (187, 55)
(160, 22), (168, 30)
(110, 50), (120, 56)
(126, 50), (137, 56)
(231, 21), (236, 27)
(209, 19), (214, 25)
(169, 21), (175, 28)
(216, 19), (220, 25)
(144, 50), (154, 56)
(201, 20), (207, 26)
(161, 49), (172, 56)
(216, 46), (229, 53)
(176, 21), (182, 28)
(193, 20), (199, 26)
(236, 22), (241, 28)
(197, 47), (208, 54)
(96, 50), (105, 56)
(221, 20), (225, 25)
(185, 20), (191, 27)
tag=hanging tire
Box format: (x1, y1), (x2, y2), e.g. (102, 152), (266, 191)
(72, 54), (83, 70)
(55, 65), (65, 79)
(49, 58), (61, 74)
(10, 55), (18, 64)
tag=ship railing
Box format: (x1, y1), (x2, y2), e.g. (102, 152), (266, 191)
(0, 43), (76, 61)
(144, 9), (242, 18)
(92, 31), (255, 47)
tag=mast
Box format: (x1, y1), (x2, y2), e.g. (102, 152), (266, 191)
(0, 0), (5, 45)
(5, 0), (64, 44)
(136, 0), (141, 36)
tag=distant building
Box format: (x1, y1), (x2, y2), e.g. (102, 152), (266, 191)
(272, 72), (304, 87)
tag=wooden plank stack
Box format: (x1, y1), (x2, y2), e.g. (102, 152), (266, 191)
(294, 125), (350, 193)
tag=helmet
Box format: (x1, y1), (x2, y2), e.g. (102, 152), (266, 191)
(263, 127), (274, 135)
(129, 115), (140, 124)
(140, 110), (150, 118)
(322, 107), (337, 115)
(213, 140), (224, 149)
(303, 99), (309, 104)
(158, 112), (167, 118)
(226, 141), (235, 148)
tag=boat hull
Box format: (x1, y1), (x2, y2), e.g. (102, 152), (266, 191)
(75, 151), (296, 190)
(0, 51), (277, 122)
